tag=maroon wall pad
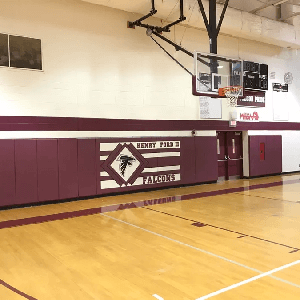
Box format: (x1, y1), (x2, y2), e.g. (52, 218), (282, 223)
(58, 139), (78, 199)
(15, 140), (38, 204)
(78, 139), (97, 197)
(0, 140), (15, 206)
(37, 140), (59, 202)
(249, 135), (282, 177)
(180, 137), (196, 184)
(195, 136), (218, 182)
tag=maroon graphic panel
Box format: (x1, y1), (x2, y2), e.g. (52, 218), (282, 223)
(58, 139), (78, 199)
(37, 139), (59, 202)
(0, 140), (15, 206)
(15, 140), (38, 204)
(78, 139), (97, 197)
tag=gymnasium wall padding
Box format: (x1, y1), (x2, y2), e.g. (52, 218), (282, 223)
(58, 139), (79, 199)
(78, 139), (97, 197)
(249, 135), (282, 177)
(195, 137), (218, 183)
(37, 139), (59, 202)
(180, 137), (196, 185)
(15, 140), (38, 204)
(0, 134), (286, 208)
(0, 140), (15, 206)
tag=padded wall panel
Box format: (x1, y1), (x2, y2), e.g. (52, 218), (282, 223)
(78, 139), (97, 197)
(195, 136), (218, 182)
(58, 139), (78, 199)
(180, 137), (196, 184)
(37, 139), (59, 202)
(15, 140), (38, 204)
(0, 140), (15, 206)
(249, 135), (282, 177)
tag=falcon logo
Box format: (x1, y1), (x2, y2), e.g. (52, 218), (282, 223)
(117, 155), (136, 177)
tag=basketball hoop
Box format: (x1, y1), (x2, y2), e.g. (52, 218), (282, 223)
(219, 86), (243, 107)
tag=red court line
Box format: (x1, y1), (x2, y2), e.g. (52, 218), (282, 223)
(0, 279), (38, 300)
(0, 178), (298, 231)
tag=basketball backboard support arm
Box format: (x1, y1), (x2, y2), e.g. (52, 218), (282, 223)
(128, 0), (157, 27)
(152, 31), (210, 67)
(128, 0), (186, 33)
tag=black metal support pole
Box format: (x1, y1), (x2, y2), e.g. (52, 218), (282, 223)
(209, 0), (217, 55)
(217, 0), (229, 35)
(180, 0), (184, 18)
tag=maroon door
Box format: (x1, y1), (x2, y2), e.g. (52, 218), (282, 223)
(217, 131), (243, 180)
(217, 132), (227, 180)
(226, 131), (243, 180)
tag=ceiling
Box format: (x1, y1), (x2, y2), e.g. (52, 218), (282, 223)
(81, 0), (300, 22)
(81, 0), (300, 48)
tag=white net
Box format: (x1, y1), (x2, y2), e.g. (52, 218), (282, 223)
(223, 86), (243, 107)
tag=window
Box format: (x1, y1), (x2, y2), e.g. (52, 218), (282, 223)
(0, 33), (9, 67)
(232, 138), (236, 154)
(9, 35), (42, 70)
(0, 33), (42, 70)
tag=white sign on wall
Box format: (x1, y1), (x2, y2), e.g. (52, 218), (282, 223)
(272, 86), (289, 121)
(239, 111), (260, 122)
(200, 97), (222, 119)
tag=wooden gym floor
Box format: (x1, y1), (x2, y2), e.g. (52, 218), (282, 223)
(0, 174), (299, 299)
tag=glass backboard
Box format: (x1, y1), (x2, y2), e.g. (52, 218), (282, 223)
(193, 52), (243, 97)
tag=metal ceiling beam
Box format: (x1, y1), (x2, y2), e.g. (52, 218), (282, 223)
(281, 11), (300, 20)
(250, 0), (289, 14)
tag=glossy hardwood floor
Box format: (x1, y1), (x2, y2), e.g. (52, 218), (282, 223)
(0, 174), (299, 299)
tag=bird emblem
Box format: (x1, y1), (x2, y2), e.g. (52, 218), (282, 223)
(117, 154), (136, 177)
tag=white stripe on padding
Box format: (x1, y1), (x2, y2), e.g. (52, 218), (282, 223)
(195, 260), (300, 300)
(100, 171), (109, 177)
(100, 143), (122, 152)
(100, 178), (144, 189)
(100, 174), (181, 190)
(153, 294), (164, 300)
(143, 152), (180, 158)
(100, 152), (179, 161)
(143, 165), (180, 173)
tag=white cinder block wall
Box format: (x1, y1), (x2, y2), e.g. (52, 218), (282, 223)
(0, 0), (299, 122)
